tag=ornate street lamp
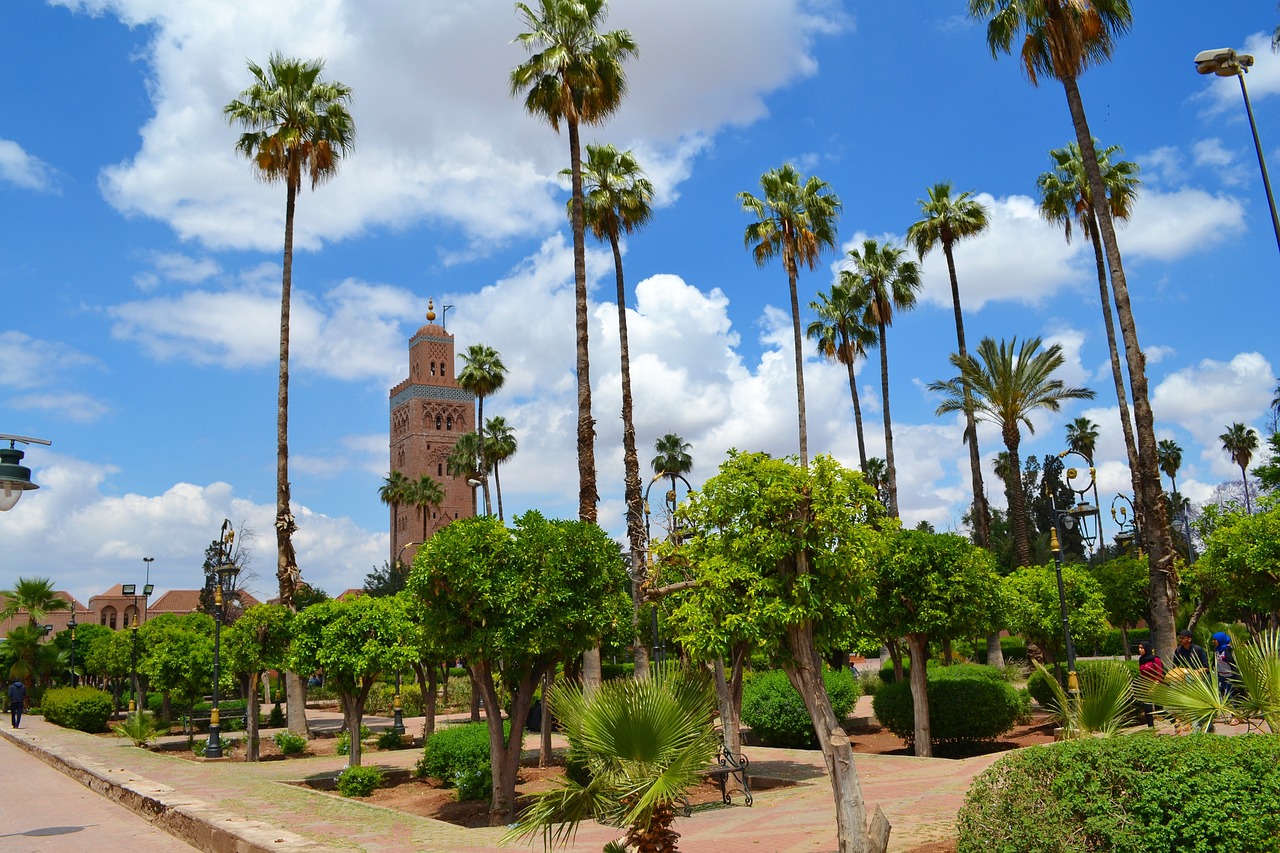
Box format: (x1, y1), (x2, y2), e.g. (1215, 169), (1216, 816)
(206, 519), (239, 759)
(67, 614), (77, 688)
(0, 435), (52, 512)
(1111, 493), (1141, 556)
(1048, 450), (1102, 695)
(636, 471), (694, 672)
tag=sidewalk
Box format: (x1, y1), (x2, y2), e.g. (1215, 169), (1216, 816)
(0, 697), (999, 853)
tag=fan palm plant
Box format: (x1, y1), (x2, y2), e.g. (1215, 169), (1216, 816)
(506, 668), (720, 853)
(0, 577), (70, 625)
(1034, 660), (1137, 737)
(1138, 630), (1280, 733)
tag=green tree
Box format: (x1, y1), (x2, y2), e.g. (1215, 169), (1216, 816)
(1065, 416), (1099, 463)
(968, 0), (1179, 662)
(739, 164), (843, 467)
(458, 343), (507, 516)
(1253, 430), (1280, 493)
(906, 181), (992, 547)
(868, 530), (1002, 757)
(1088, 554), (1148, 658)
(407, 474), (445, 540)
(225, 55), (353, 736)
(447, 431), (487, 516)
(573, 143), (654, 677)
(506, 669), (719, 853)
(139, 614), (216, 736)
(651, 433), (693, 478)
(1190, 498), (1280, 634)
(1037, 141), (1141, 484)
(222, 603), (293, 761)
(291, 583), (329, 612)
(408, 512), (630, 825)
(3, 623), (56, 688)
(483, 415), (518, 522)
(84, 629), (132, 707)
(224, 55), (355, 611)
(1003, 563), (1108, 665)
(665, 451), (889, 853)
(807, 283), (877, 472)
(0, 577), (70, 626)
(845, 239), (922, 518)
(290, 595), (415, 768)
(1221, 422), (1260, 514)
(510, 0), (638, 527)
(930, 337), (1095, 567)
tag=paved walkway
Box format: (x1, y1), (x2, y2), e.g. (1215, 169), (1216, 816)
(0, 697), (1002, 853)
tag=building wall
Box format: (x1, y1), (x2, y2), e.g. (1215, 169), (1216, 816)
(388, 315), (476, 566)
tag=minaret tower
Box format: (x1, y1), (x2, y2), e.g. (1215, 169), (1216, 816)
(388, 299), (475, 565)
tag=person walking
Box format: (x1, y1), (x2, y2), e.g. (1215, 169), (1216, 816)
(1171, 629), (1213, 733)
(8, 679), (27, 728)
(1136, 640), (1165, 728)
(1211, 632), (1240, 699)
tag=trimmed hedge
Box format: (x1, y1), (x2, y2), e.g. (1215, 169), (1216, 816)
(741, 669), (860, 749)
(958, 735), (1280, 852)
(417, 720), (507, 801)
(41, 686), (114, 733)
(872, 665), (1022, 746)
(336, 765), (384, 797)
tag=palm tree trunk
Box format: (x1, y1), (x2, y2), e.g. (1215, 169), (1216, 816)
(566, 117), (598, 524)
(1086, 215), (1141, 497)
(608, 233), (650, 680)
(839, 330), (869, 472)
(877, 321), (900, 518)
(476, 395), (492, 517)
(1241, 464), (1253, 514)
(1003, 426), (1032, 567)
(942, 242), (990, 549)
(493, 463), (505, 522)
(1062, 75), (1178, 661)
(786, 260), (810, 468)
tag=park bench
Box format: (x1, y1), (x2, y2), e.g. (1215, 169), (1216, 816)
(680, 741), (753, 815)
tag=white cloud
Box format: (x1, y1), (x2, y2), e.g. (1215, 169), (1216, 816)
(8, 392), (111, 424)
(1120, 188), (1247, 260)
(0, 139), (56, 191)
(1151, 352), (1274, 474)
(0, 332), (101, 390)
(54, 0), (844, 256)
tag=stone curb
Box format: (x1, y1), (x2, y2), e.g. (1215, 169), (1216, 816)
(0, 725), (335, 853)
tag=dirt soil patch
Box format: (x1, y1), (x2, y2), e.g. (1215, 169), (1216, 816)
(847, 712), (1058, 758)
(149, 730), (363, 761)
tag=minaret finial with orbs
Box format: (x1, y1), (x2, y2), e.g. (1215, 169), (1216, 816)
(426, 298), (436, 323)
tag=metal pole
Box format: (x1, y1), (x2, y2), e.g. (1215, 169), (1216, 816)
(206, 591), (224, 758)
(1050, 525), (1078, 695)
(129, 617), (139, 713)
(68, 620), (77, 688)
(1238, 71), (1280, 257)
(392, 671), (405, 736)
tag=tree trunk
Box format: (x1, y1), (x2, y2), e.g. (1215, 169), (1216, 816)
(582, 646), (602, 695)
(840, 331), (869, 472)
(887, 639), (905, 682)
(1241, 465), (1253, 514)
(986, 634), (1005, 669)
(1061, 75), (1178, 661)
(1120, 625), (1131, 661)
(906, 633), (932, 757)
(566, 117), (598, 523)
(943, 242), (990, 549)
(877, 320), (900, 517)
(493, 463), (505, 522)
(340, 688), (369, 769)
(1003, 427), (1031, 568)
(413, 662), (437, 738)
(275, 179), (301, 609)
(474, 660), (541, 826)
(713, 642), (748, 760)
(539, 669), (554, 767)
(246, 671), (261, 762)
(475, 395), (492, 517)
(784, 621), (884, 853)
(285, 671), (308, 736)
(785, 255), (810, 467)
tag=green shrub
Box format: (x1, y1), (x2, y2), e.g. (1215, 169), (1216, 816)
(741, 669), (860, 749)
(267, 702), (286, 728)
(377, 729), (406, 750)
(41, 687), (114, 733)
(273, 731), (307, 755)
(858, 670), (881, 697)
(417, 721), (504, 801)
(958, 735), (1280, 852)
(365, 681), (424, 718)
(872, 666), (1022, 747)
(336, 765), (384, 798)
(1093, 627), (1149, 657)
(600, 661), (635, 681)
(334, 724), (373, 756)
(112, 711), (161, 746)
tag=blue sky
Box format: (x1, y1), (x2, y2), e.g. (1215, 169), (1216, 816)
(1, 1), (1276, 606)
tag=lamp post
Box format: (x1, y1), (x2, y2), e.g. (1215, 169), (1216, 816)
(1111, 493), (1141, 556)
(390, 540), (420, 737)
(142, 557), (154, 623)
(206, 519), (239, 759)
(67, 615), (77, 687)
(1195, 47), (1280, 258)
(637, 471), (693, 672)
(1048, 450), (1101, 695)
(0, 434), (52, 512)
(128, 612), (140, 714)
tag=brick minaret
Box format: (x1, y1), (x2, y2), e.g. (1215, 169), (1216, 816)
(388, 300), (475, 565)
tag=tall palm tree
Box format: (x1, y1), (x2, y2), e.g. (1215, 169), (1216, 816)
(1037, 140), (1141, 489)
(447, 432), (488, 516)
(1065, 416), (1100, 463)
(651, 433), (693, 479)
(1156, 439), (1182, 498)
(739, 164), (842, 467)
(379, 470), (411, 562)
(458, 344), (507, 516)
(930, 337), (1096, 567)
(969, 0), (1179, 660)
(484, 416), (519, 523)
(510, 0), (638, 526)
(0, 577), (69, 626)
(409, 475), (446, 540)
(906, 181), (992, 547)
(1221, 423), (1260, 514)
(864, 457), (888, 507)
(806, 283), (877, 472)
(844, 239), (922, 518)
(571, 143), (654, 675)
(225, 55), (355, 613)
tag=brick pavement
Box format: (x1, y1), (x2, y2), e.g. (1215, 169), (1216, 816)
(0, 698), (1004, 853)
